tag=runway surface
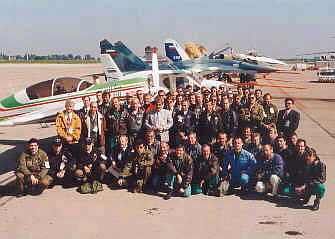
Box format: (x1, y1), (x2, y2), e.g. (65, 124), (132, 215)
(0, 65), (334, 239)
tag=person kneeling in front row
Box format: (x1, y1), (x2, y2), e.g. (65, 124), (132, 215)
(117, 139), (154, 193)
(221, 137), (256, 195)
(254, 144), (284, 197)
(164, 144), (193, 200)
(15, 138), (52, 196)
(295, 147), (326, 211)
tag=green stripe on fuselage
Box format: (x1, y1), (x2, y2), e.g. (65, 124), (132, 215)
(0, 77), (147, 109)
(0, 94), (22, 108)
(88, 77), (147, 91)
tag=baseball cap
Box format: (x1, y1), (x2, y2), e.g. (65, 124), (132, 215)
(53, 137), (62, 146)
(84, 137), (93, 145)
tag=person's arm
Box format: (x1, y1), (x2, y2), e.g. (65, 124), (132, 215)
(246, 153), (257, 176)
(71, 114), (82, 142)
(55, 113), (67, 139)
(38, 151), (49, 179)
(120, 158), (133, 177)
(144, 152), (154, 167)
(183, 158), (193, 188)
(144, 113), (154, 130)
(290, 111), (300, 132)
(166, 158), (177, 174)
(208, 158), (220, 179)
(309, 161), (326, 185)
(165, 110), (173, 131)
(17, 153), (31, 176)
(273, 155), (284, 178)
(273, 105), (279, 124)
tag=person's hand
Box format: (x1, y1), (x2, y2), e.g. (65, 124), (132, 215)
(84, 166), (91, 174)
(179, 188), (185, 194)
(117, 178), (125, 186)
(176, 174), (183, 184)
(57, 170), (65, 178)
(30, 175), (39, 185)
(111, 161), (116, 168)
(200, 180), (205, 188)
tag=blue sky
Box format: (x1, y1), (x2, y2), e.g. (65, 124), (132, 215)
(0, 0), (334, 57)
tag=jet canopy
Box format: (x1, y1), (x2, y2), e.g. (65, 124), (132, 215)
(26, 77), (93, 100)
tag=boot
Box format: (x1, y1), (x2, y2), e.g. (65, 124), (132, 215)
(312, 198), (320, 211)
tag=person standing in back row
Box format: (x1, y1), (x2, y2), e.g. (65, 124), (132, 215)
(277, 98), (300, 138)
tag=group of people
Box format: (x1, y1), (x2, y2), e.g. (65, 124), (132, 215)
(15, 85), (326, 210)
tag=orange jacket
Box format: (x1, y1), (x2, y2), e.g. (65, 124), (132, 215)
(55, 111), (82, 144)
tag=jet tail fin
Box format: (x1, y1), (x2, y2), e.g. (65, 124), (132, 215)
(164, 39), (190, 62)
(100, 39), (124, 80)
(100, 39), (148, 81)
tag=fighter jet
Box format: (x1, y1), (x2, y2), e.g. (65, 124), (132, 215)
(209, 45), (290, 71)
(0, 40), (231, 126)
(164, 39), (280, 75)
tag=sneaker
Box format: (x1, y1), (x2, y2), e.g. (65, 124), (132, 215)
(302, 193), (312, 204)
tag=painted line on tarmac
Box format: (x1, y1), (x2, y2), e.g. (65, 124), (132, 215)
(278, 88), (335, 139)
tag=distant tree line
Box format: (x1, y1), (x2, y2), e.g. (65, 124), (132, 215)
(0, 52), (99, 62)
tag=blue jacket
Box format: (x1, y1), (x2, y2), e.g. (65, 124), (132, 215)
(255, 153), (284, 180)
(221, 149), (256, 181)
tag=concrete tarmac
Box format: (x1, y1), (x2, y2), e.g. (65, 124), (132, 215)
(0, 65), (334, 239)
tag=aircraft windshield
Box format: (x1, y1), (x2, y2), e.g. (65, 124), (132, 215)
(53, 77), (92, 96)
(26, 80), (53, 100)
(26, 77), (92, 100)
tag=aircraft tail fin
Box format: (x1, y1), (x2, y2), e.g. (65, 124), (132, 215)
(100, 39), (124, 80)
(164, 39), (190, 62)
(100, 39), (148, 80)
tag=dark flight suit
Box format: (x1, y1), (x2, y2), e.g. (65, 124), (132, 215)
(47, 149), (76, 185)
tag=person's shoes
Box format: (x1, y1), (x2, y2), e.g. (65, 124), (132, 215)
(164, 190), (173, 200)
(312, 198), (320, 211)
(16, 192), (26, 198)
(302, 193), (312, 204)
(240, 186), (249, 196)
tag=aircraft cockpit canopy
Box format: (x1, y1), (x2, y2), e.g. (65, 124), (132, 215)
(26, 77), (93, 100)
